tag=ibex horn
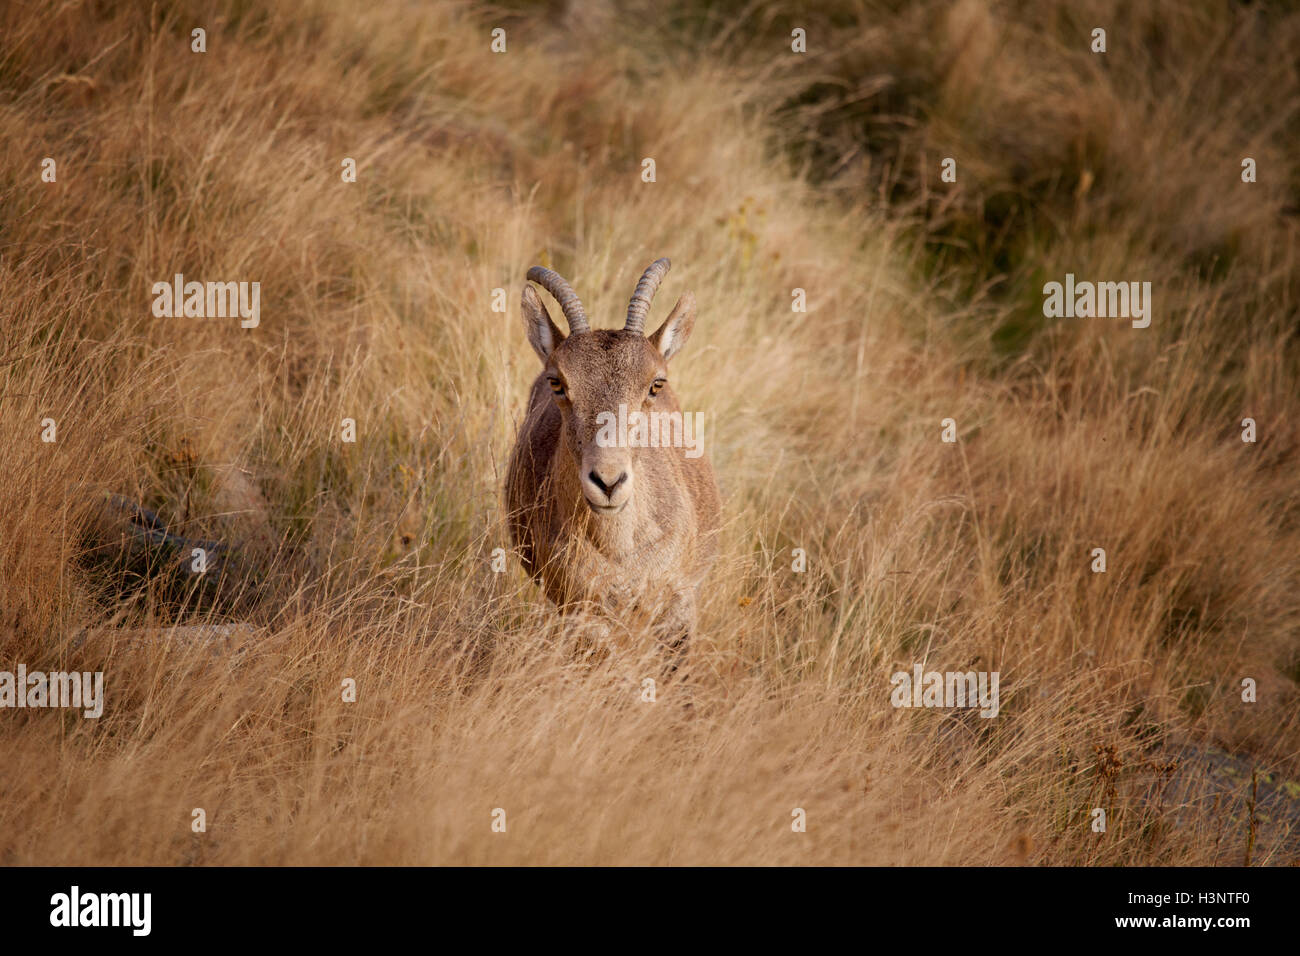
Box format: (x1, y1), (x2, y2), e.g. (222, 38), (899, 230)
(624, 257), (671, 334)
(526, 266), (590, 334)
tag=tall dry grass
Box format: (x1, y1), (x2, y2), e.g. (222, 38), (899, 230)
(0, 0), (1297, 864)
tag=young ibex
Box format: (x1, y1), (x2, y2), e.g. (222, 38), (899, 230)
(505, 258), (720, 656)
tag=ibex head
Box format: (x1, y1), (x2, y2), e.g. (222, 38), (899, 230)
(522, 258), (697, 516)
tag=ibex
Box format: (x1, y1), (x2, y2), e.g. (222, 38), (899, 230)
(505, 258), (720, 657)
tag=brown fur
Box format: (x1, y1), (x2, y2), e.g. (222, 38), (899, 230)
(505, 268), (720, 653)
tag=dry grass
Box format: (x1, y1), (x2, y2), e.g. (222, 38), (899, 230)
(0, 0), (1297, 864)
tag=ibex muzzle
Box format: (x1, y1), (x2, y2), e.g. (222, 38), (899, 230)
(505, 258), (721, 654)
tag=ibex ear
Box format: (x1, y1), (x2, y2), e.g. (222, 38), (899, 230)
(522, 285), (564, 362)
(649, 291), (696, 361)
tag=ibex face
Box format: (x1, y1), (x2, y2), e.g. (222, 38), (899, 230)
(506, 258), (720, 646)
(529, 317), (695, 516)
(521, 259), (698, 516)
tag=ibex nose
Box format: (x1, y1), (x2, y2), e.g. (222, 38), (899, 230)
(587, 468), (628, 499)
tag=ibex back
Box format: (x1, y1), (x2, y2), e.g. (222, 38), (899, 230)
(505, 258), (720, 654)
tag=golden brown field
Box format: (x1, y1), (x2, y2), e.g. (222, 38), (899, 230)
(1, 0), (1297, 865)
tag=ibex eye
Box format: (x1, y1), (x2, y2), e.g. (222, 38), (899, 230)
(548, 378), (565, 396)
(649, 379), (665, 397)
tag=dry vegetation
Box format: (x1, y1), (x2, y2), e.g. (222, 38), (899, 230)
(1, 0), (1297, 864)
